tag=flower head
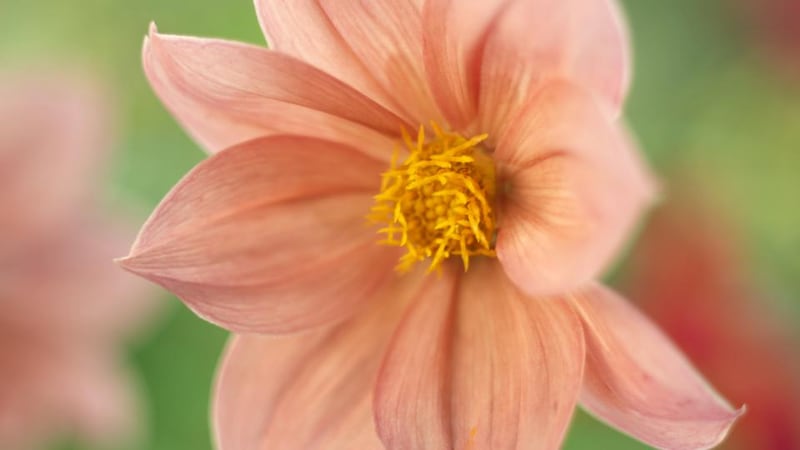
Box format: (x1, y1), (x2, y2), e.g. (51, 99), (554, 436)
(0, 72), (154, 449)
(123, 1), (742, 448)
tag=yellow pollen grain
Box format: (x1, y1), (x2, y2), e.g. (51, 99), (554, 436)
(368, 121), (497, 273)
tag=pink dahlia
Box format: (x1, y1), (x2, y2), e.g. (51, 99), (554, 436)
(624, 179), (800, 450)
(0, 73), (154, 449)
(122, 1), (741, 448)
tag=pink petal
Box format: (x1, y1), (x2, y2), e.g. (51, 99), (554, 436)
(120, 135), (398, 334)
(143, 25), (406, 157)
(0, 215), (157, 340)
(213, 272), (427, 450)
(375, 261), (585, 449)
(479, 0), (630, 137)
(373, 268), (459, 449)
(422, 0), (509, 129)
(317, 0), (440, 124)
(573, 285), (744, 450)
(256, 0), (437, 125)
(0, 73), (109, 253)
(495, 81), (654, 297)
(253, 0), (406, 119)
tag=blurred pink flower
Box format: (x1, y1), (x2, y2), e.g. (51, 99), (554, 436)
(122, 1), (740, 448)
(0, 73), (154, 449)
(623, 180), (800, 450)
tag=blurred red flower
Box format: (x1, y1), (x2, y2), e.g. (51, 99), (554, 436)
(621, 178), (800, 450)
(737, 0), (800, 77)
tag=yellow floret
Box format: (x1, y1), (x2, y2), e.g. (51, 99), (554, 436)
(369, 121), (497, 273)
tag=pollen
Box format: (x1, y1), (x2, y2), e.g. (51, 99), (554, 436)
(369, 121), (497, 273)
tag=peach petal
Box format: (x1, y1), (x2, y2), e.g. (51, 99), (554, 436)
(496, 82), (654, 297)
(479, 0), (629, 137)
(318, 0), (441, 124)
(0, 73), (109, 253)
(143, 25), (405, 157)
(573, 285), (744, 450)
(373, 268), (459, 449)
(253, 0), (410, 117)
(120, 136), (397, 334)
(375, 262), (585, 449)
(213, 271), (426, 450)
(422, 0), (509, 129)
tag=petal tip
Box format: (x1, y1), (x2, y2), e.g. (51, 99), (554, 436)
(113, 251), (152, 279)
(113, 254), (141, 276)
(698, 404), (746, 450)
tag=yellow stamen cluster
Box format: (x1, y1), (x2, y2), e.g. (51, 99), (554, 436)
(369, 122), (497, 273)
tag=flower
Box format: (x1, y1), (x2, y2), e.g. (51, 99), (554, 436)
(622, 179), (800, 450)
(0, 72), (154, 449)
(736, 0), (800, 76)
(122, 1), (742, 448)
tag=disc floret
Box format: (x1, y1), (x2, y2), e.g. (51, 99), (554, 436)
(370, 122), (497, 273)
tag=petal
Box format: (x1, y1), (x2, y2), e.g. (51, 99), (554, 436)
(213, 271), (425, 450)
(495, 82), (654, 297)
(318, 0), (440, 124)
(375, 261), (585, 449)
(422, 0), (508, 129)
(120, 136), (398, 334)
(0, 73), (109, 253)
(479, 0), (630, 137)
(143, 25), (406, 157)
(253, 0), (404, 119)
(373, 267), (459, 449)
(573, 285), (743, 450)
(0, 216), (157, 340)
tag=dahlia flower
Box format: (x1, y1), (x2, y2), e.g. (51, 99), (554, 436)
(624, 181), (800, 450)
(122, 1), (741, 448)
(0, 73), (154, 449)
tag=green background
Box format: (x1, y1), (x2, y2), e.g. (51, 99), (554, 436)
(2, 0), (798, 449)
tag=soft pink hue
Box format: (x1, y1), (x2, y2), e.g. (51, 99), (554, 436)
(0, 73), (154, 450)
(623, 180), (800, 450)
(123, 1), (741, 448)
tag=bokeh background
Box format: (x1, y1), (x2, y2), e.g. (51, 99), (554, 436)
(1, 0), (798, 449)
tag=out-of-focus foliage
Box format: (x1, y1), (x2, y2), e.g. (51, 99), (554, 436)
(1, 0), (797, 448)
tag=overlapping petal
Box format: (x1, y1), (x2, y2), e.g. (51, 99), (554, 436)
(255, 1), (436, 124)
(318, 0), (439, 124)
(478, 0), (630, 137)
(254, 0), (404, 118)
(213, 271), (426, 450)
(573, 285), (743, 450)
(372, 268), (459, 450)
(143, 25), (406, 157)
(119, 136), (398, 334)
(374, 262), (585, 449)
(495, 81), (654, 297)
(421, 0), (508, 129)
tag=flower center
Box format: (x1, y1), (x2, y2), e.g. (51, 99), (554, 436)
(369, 122), (497, 273)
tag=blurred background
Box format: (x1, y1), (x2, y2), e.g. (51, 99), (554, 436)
(1, 0), (798, 449)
